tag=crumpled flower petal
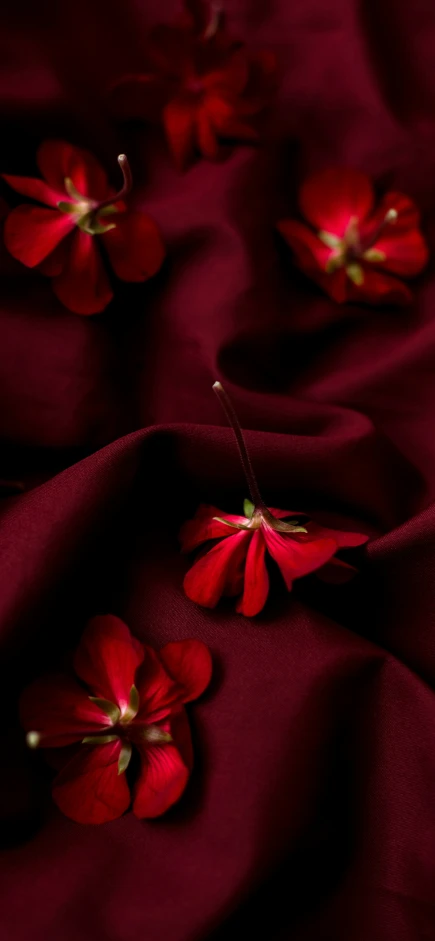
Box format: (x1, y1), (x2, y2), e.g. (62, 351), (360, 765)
(101, 211), (165, 282)
(303, 521), (369, 549)
(37, 140), (110, 202)
(52, 229), (113, 315)
(183, 529), (251, 607)
(3, 205), (74, 267)
(347, 268), (412, 306)
(163, 97), (197, 169)
(262, 527), (337, 590)
(159, 640), (213, 702)
(132, 741), (190, 819)
(299, 167), (374, 237)
(236, 528), (269, 617)
(52, 740), (130, 825)
(74, 615), (144, 715)
(179, 504), (247, 552)
(135, 648), (184, 723)
(2, 174), (63, 208)
(20, 675), (111, 748)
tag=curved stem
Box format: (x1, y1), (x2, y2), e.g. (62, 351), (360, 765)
(213, 382), (265, 508)
(360, 207), (398, 253)
(97, 154), (133, 213)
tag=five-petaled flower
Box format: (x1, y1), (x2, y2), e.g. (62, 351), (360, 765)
(20, 615), (212, 824)
(180, 383), (369, 616)
(2, 141), (165, 315)
(277, 167), (428, 305)
(111, 0), (276, 169)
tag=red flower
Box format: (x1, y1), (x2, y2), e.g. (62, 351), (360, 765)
(3, 141), (165, 315)
(20, 615), (212, 824)
(277, 168), (428, 305)
(111, 0), (276, 169)
(180, 384), (368, 616)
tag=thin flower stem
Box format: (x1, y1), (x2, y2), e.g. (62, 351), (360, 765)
(361, 207), (398, 253)
(97, 154), (133, 213)
(213, 382), (265, 509)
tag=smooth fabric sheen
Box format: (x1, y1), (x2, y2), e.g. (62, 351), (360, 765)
(1, 1), (435, 939)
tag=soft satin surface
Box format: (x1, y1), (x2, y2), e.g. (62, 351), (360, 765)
(1, 1), (435, 939)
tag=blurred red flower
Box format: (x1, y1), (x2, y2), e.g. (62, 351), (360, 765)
(21, 615), (212, 824)
(277, 167), (428, 305)
(3, 141), (165, 315)
(111, 0), (276, 169)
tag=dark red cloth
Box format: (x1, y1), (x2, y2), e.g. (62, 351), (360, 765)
(1, 2), (435, 939)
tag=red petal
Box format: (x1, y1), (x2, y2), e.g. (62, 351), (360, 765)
(2, 174), (63, 208)
(304, 521), (368, 549)
(375, 229), (428, 277)
(268, 507), (306, 519)
(52, 229), (113, 315)
(277, 219), (348, 303)
(158, 640), (212, 702)
(206, 95), (259, 142)
(347, 267), (412, 306)
(101, 211), (165, 283)
(213, 115), (259, 143)
(277, 219), (332, 271)
(183, 530), (251, 608)
(262, 526), (337, 590)
(179, 504), (247, 552)
(299, 168), (374, 237)
(37, 140), (110, 202)
(163, 97), (196, 169)
(367, 194), (429, 277)
(74, 615), (144, 715)
(317, 557), (359, 584)
(236, 528), (269, 617)
(224, 547), (246, 596)
(135, 648), (181, 723)
(132, 741), (189, 818)
(20, 675), (110, 748)
(3, 205), (73, 267)
(38, 238), (68, 277)
(52, 740), (130, 824)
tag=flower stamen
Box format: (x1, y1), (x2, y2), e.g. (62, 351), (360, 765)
(57, 153), (133, 236)
(321, 207), (398, 279)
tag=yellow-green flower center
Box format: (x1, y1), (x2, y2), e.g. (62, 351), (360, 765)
(318, 209), (397, 285)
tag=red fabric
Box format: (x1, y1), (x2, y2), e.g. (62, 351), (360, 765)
(1, 1), (435, 939)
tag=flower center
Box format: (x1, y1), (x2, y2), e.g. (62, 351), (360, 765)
(57, 153), (132, 237)
(318, 208), (398, 286)
(26, 676), (172, 777)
